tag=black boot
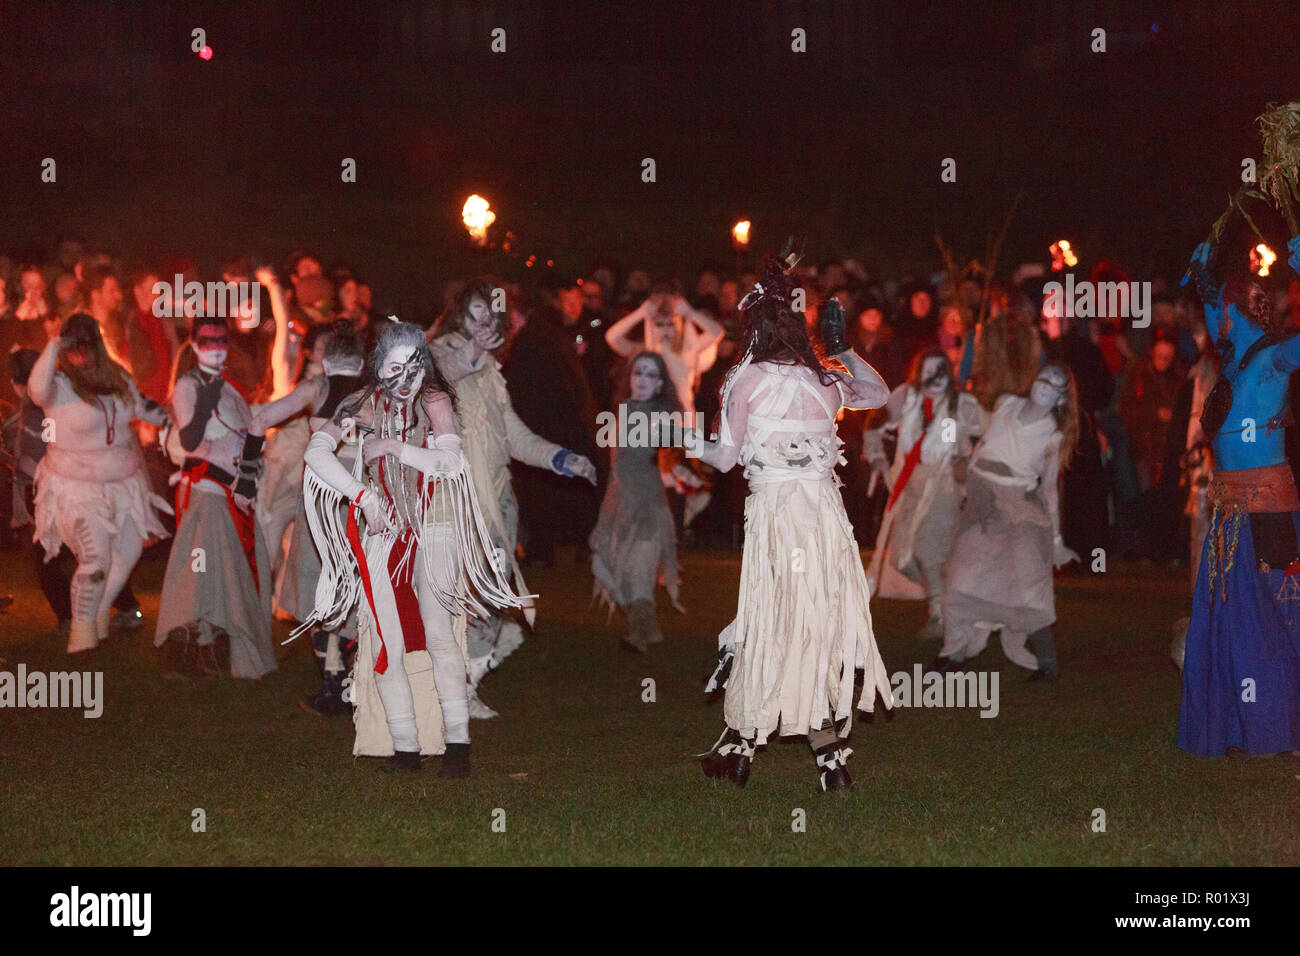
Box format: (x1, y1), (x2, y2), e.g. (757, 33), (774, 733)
(700, 728), (754, 787)
(814, 741), (854, 792)
(382, 750), (422, 773)
(300, 671), (351, 717)
(439, 742), (471, 778)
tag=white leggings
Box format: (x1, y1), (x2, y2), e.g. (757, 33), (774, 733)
(370, 529), (469, 751)
(67, 514), (143, 651)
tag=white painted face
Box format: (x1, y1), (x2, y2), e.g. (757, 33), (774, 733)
(1030, 367), (1068, 410)
(465, 294), (492, 329)
(920, 356), (950, 398)
(194, 325), (229, 373)
(379, 344), (425, 403)
(630, 356), (662, 402)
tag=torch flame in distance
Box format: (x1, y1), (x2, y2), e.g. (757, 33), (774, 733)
(732, 220), (751, 248)
(1050, 239), (1078, 271)
(1252, 243), (1276, 277)
(462, 195), (496, 247)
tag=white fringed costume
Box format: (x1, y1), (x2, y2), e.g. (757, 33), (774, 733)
(429, 330), (562, 657)
(713, 360), (893, 745)
(864, 385), (986, 614)
(298, 391), (530, 757)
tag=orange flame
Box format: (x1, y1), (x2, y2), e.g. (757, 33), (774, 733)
(1050, 239), (1077, 270)
(462, 195), (496, 246)
(732, 220), (751, 248)
(1252, 243), (1276, 277)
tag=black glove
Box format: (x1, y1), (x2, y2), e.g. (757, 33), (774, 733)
(820, 296), (848, 356)
(233, 432), (265, 499)
(179, 375), (225, 452)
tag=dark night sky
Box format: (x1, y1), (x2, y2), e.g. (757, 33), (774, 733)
(2, 0), (1298, 318)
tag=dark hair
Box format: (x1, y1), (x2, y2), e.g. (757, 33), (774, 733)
(8, 348), (39, 387)
(907, 347), (955, 395)
(83, 263), (118, 295)
(1222, 275), (1286, 341)
(57, 313), (132, 402)
(433, 276), (511, 348)
(168, 317), (231, 400)
(612, 350), (683, 418)
(736, 253), (836, 387)
(323, 319), (363, 364)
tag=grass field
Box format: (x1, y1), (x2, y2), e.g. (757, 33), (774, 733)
(1, 544), (1297, 867)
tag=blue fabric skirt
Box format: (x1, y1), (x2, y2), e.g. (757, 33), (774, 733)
(1177, 510), (1300, 755)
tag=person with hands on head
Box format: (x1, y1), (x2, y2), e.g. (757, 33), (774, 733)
(606, 284), (725, 415)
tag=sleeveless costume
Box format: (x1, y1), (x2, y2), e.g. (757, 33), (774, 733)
(156, 368), (276, 678)
(717, 362), (893, 744)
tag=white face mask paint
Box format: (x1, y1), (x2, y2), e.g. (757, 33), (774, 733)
(1030, 371), (1067, 410)
(919, 357), (950, 399)
(630, 358), (662, 401)
(379, 344), (425, 403)
(196, 348), (227, 372)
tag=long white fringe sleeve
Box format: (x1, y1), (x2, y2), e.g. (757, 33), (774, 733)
(303, 430), (366, 501)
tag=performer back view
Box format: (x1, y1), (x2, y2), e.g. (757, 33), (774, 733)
(694, 250), (894, 791)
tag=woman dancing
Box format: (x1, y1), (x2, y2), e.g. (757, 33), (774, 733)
(589, 350), (692, 653)
(694, 255), (893, 793)
(932, 363), (1080, 679)
(29, 314), (172, 653)
(428, 280), (595, 717)
(298, 319), (529, 775)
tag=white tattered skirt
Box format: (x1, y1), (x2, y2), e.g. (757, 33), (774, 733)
(723, 474), (893, 745)
(33, 459), (172, 561)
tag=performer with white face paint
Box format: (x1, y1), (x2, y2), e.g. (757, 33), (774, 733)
(589, 350), (692, 653)
(427, 280), (596, 718)
(299, 319), (528, 775)
(156, 317), (276, 678)
(934, 363), (1080, 679)
(28, 314), (172, 653)
(865, 347), (986, 638)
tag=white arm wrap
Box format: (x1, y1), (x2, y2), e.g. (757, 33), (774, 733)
(304, 430), (366, 501)
(398, 432), (464, 476)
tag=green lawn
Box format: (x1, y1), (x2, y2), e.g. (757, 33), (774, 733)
(1, 545), (1296, 866)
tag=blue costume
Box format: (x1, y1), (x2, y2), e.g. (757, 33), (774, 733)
(1177, 236), (1300, 755)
